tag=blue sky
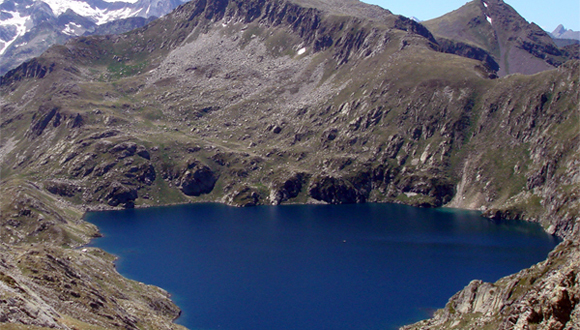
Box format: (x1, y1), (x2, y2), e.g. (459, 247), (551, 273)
(362, 0), (580, 32)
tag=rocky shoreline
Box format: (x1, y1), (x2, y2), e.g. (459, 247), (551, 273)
(2, 192), (575, 329)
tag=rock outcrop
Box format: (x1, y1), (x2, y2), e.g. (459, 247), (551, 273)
(309, 175), (366, 204)
(225, 186), (261, 207)
(44, 180), (81, 197)
(270, 172), (307, 205)
(105, 181), (138, 207)
(178, 161), (217, 196)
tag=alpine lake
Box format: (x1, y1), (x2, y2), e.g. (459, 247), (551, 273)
(85, 203), (559, 330)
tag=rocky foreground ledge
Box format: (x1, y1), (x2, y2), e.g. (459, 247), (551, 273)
(0, 244), (185, 330)
(0, 182), (185, 329)
(402, 240), (580, 330)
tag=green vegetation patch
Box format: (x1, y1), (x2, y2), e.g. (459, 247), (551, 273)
(107, 60), (149, 80)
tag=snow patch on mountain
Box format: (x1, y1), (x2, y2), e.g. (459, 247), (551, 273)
(0, 0), (188, 74)
(43, 0), (99, 16)
(101, 0), (140, 3)
(42, 0), (138, 24)
(62, 22), (82, 35)
(0, 11), (30, 55)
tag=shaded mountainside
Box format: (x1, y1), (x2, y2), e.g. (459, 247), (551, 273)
(423, 0), (572, 76)
(0, 0), (579, 328)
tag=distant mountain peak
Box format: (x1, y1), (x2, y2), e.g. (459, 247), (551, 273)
(553, 24), (565, 34)
(423, 0), (568, 76)
(0, 0), (188, 75)
(550, 24), (580, 41)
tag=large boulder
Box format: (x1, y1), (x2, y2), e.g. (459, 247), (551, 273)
(178, 162), (217, 196)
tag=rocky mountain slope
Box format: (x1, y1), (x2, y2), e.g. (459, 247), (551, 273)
(0, 0), (187, 75)
(0, 0), (578, 328)
(423, 0), (572, 76)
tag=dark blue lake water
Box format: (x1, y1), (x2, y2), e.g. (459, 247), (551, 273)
(85, 203), (558, 330)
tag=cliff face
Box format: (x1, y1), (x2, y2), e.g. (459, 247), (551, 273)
(0, 0), (579, 328)
(446, 61), (580, 240)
